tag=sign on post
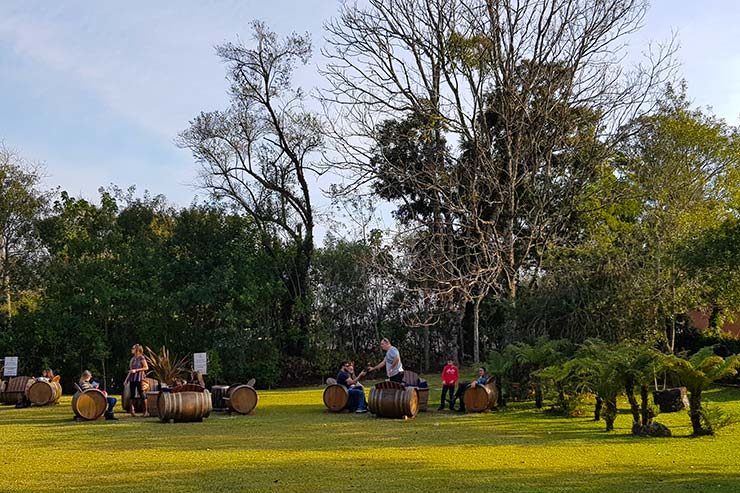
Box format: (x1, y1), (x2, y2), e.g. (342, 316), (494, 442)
(4, 356), (18, 377)
(193, 352), (208, 375)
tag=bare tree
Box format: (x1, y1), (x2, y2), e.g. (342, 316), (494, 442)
(323, 0), (676, 361)
(0, 144), (47, 319)
(179, 22), (323, 355)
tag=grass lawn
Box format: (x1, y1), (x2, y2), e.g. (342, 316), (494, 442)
(2, 376), (740, 492)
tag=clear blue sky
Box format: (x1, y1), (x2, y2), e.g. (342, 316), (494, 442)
(1, 0), (739, 208)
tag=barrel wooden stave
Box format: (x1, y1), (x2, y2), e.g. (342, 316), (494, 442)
(1, 376), (34, 405)
(463, 383), (498, 413)
(368, 386), (418, 419)
(27, 380), (62, 406)
(227, 385), (258, 415)
(146, 391), (160, 417)
(72, 389), (108, 420)
(122, 377), (160, 413)
(416, 388), (430, 412)
(211, 385), (230, 410)
(323, 384), (349, 412)
(158, 390), (212, 422)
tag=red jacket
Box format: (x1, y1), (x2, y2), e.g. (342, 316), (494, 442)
(441, 364), (459, 386)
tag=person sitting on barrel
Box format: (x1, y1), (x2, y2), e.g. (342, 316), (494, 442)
(367, 337), (404, 383)
(37, 368), (55, 382)
(337, 361), (368, 413)
(451, 366), (489, 412)
(79, 370), (118, 421)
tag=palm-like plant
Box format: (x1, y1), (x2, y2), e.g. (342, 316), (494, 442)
(485, 350), (512, 407)
(568, 339), (624, 431)
(661, 346), (740, 436)
(144, 346), (189, 387)
(509, 337), (571, 408)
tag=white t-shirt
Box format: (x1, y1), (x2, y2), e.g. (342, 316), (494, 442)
(385, 346), (403, 377)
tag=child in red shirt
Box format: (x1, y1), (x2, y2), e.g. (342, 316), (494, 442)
(439, 358), (459, 410)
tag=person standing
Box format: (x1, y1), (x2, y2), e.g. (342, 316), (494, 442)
(125, 344), (149, 417)
(368, 338), (404, 383)
(439, 358), (459, 411)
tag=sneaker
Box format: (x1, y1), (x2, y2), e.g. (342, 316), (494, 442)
(105, 415), (119, 421)
(355, 408), (368, 414)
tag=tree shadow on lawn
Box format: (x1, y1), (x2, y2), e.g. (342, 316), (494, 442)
(16, 456), (739, 493)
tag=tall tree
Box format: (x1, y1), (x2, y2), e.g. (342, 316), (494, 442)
(0, 144), (47, 319)
(179, 22), (323, 355)
(323, 0), (675, 357)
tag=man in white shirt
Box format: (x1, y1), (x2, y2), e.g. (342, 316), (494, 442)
(368, 338), (405, 383)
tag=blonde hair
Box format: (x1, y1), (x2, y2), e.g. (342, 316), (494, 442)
(131, 344), (144, 355)
(81, 370), (92, 379)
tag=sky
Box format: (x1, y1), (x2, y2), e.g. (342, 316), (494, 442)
(1, 1), (739, 221)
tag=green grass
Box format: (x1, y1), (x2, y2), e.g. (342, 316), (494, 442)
(3, 376), (740, 492)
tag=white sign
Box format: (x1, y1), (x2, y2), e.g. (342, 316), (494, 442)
(4, 356), (18, 377)
(193, 352), (208, 375)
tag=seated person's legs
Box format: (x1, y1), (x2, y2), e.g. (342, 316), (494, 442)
(349, 387), (367, 412)
(107, 396), (117, 414)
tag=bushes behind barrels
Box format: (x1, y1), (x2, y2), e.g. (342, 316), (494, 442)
(368, 382), (418, 419)
(72, 389), (108, 420)
(27, 380), (62, 406)
(158, 391), (212, 423)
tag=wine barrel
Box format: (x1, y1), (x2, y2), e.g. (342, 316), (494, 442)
(211, 385), (230, 411)
(416, 388), (430, 412)
(158, 390), (212, 423)
(1, 376), (34, 405)
(463, 382), (498, 413)
(72, 389), (108, 420)
(226, 385), (258, 415)
(146, 391), (160, 417)
(122, 377), (160, 413)
(27, 380), (62, 406)
(323, 384), (349, 412)
(368, 382), (418, 419)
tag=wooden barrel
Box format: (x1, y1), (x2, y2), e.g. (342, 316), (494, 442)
(416, 388), (430, 412)
(226, 385), (258, 415)
(368, 382), (418, 419)
(72, 389), (108, 420)
(146, 391), (160, 417)
(211, 385), (230, 411)
(463, 382), (498, 412)
(122, 377), (160, 413)
(157, 390), (212, 422)
(1, 376), (34, 405)
(27, 380), (62, 406)
(323, 384), (349, 412)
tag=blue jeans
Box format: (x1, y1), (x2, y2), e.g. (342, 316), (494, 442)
(347, 387), (367, 411)
(106, 397), (117, 414)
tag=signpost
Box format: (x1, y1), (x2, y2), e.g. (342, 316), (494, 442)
(193, 352), (208, 375)
(4, 356), (18, 377)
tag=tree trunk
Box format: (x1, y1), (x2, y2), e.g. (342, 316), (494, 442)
(496, 379), (506, 407)
(594, 396), (603, 421)
(472, 297), (481, 364)
(535, 381), (543, 409)
(424, 326), (430, 372)
(625, 379), (640, 426)
(640, 384), (652, 427)
(603, 398), (617, 432)
(688, 390), (711, 436)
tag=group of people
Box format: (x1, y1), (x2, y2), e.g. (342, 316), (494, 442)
(440, 361), (489, 412)
(333, 337), (490, 413)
